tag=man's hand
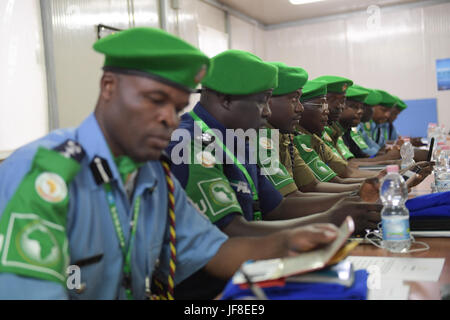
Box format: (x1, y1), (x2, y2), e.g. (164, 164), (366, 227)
(384, 148), (401, 160)
(327, 198), (381, 234)
(286, 223), (338, 256)
(377, 168), (387, 180)
(358, 177), (380, 203)
(404, 161), (434, 190)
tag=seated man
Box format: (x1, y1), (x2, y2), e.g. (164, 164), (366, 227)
(167, 51), (381, 298)
(383, 96), (407, 142)
(356, 87), (389, 157)
(366, 90), (429, 162)
(0, 28), (342, 300)
(313, 75), (356, 162)
(295, 81), (381, 181)
(264, 63), (364, 194)
(338, 86), (400, 165)
(365, 89), (397, 149)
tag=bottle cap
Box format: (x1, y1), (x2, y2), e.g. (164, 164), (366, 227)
(429, 123), (437, 127)
(386, 165), (399, 173)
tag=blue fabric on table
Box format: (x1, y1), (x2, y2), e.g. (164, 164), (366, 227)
(406, 191), (450, 218)
(221, 270), (368, 300)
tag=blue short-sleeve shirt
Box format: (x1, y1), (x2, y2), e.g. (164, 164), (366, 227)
(0, 113), (227, 299)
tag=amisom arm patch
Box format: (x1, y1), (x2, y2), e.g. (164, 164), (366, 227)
(0, 141), (84, 284)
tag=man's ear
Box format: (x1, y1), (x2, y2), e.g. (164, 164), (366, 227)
(220, 94), (232, 111)
(100, 72), (118, 101)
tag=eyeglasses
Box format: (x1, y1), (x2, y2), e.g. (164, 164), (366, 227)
(302, 102), (329, 111)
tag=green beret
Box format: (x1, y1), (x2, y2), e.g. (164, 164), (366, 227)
(300, 80), (327, 102)
(201, 50), (278, 95)
(394, 96), (407, 111)
(346, 86), (369, 103)
(269, 62), (308, 96)
(93, 27), (210, 92)
(313, 75), (353, 94)
(350, 85), (382, 106)
(375, 90), (397, 107)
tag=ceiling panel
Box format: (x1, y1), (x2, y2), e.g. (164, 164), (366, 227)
(218, 0), (425, 25)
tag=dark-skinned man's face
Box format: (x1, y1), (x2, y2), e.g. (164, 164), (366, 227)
(326, 92), (346, 125)
(388, 108), (401, 123)
(372, 105), (392, 124)
(360, 104), (373, 123)
(224, 90), (273, 131)
(339, 100), (364, 128)
(298, 96), (329, 135)
(99, 72), (189, 162)
(268, 89), (303, 132)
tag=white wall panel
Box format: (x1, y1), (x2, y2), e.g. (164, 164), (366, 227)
(0, 0), (48, 155)
(265, 20), (350, 78)
(195, 0), (225, 32)
(49, 0), (131, 129)
(264, 2), (450, 129)
(229, 15), (265, 59)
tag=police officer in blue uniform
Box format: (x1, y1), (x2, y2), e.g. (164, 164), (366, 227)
(0, 28), (342, 300)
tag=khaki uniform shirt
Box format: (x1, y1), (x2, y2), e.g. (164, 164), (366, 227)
(277, 130), (317, 188)
(296, 126), (348, 177)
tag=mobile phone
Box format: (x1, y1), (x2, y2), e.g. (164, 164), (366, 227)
(427, 137), (435, 162)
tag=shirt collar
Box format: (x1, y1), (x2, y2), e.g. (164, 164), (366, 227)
(192, 102), (228, 136)
(76, 113), (159, 193)
(75, 114), (120, 187)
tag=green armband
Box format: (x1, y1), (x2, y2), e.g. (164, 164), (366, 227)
(336, 137), (355, 160)
(0, 141), (84, 284)
(293, 135), (337, 182)
(350, 128), (369, 150)
(257, 129), (296, 195)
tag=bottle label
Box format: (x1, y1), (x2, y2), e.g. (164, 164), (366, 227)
(382, 217), (410, 241)
(435, 179), (450, 192)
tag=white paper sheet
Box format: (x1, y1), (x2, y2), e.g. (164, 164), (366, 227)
(346, 256), (445, 282)
(345, 256), (445, 300)
(367, 278), (411, 300)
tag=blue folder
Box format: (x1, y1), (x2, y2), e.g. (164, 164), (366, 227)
(406, 191), (450, 231)
(406, 191), (450, 218)
(221, 270), (368, 300)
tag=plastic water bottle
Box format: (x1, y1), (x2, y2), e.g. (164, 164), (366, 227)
(432, 142), (446, 161)
(435, 146), (450, 192)
(427, 123), (437, 142)
(380, 165), (411, 253)
(400, 138), (415, 169)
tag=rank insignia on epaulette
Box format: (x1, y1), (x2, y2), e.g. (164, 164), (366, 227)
(202, 132), (214, 143)
(194, 133), (215, 146)
(53, 140), (85, 163)
(89, 156), (113, 185)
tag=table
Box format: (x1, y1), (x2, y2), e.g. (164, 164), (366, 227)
(350, 174), (449, 299)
